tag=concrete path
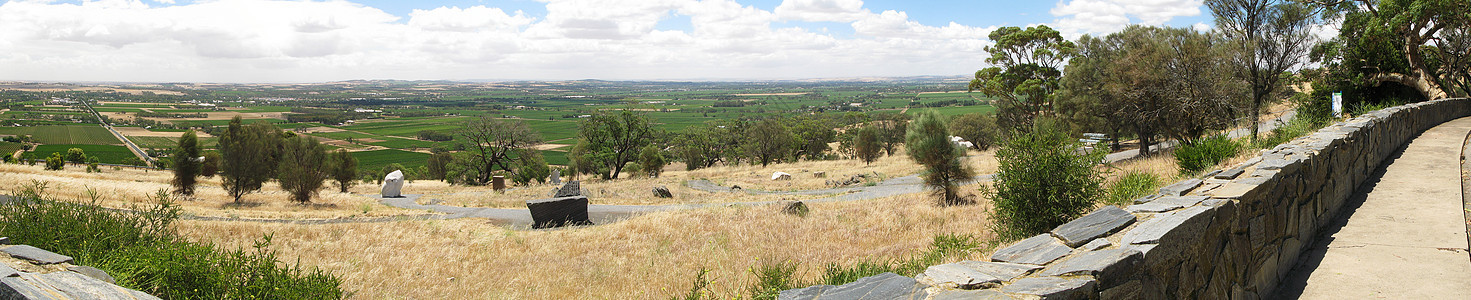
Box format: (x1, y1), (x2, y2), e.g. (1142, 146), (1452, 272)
(1275, 117), (1471, 299)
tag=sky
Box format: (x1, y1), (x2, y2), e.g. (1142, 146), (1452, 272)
(0, 0), (1251, 83)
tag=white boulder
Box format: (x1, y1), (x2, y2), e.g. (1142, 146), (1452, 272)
(771, 172), (793, 181)
(382, 170), (404, 198)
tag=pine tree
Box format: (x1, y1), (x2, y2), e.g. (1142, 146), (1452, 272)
(329, 149), (358, 193)
(172, 130), (201, 195)
(905, 111), (974, 206)
(278, 136), (329, 203)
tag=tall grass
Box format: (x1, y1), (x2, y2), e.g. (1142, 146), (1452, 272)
(0, 181), (346, 299)
(1104, 171), (1162, 206)
(1251, 115), (1328, 150)
(1174, 135), (1240, 174)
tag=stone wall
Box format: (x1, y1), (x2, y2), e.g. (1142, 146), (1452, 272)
(780, 98), (1471, 300)
(0, 239), (160, 299)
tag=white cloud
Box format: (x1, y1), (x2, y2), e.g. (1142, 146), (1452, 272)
(0, 0), (998, 82)
(1050, 0), (1202, 38)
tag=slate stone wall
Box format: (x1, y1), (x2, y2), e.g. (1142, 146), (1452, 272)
(780, 98), (1471, 300)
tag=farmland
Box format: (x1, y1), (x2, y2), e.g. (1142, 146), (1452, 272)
(0, 125), (119, 145)
(350, 149), (430, 171)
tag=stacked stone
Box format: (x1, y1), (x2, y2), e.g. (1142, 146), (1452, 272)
(779, 98), (1471, 300)
(0, 242), (160, 299)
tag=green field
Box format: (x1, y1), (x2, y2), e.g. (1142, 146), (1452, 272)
(29, 144), (139, 165)
(0, 142), (25, 158)
(127, 136), (219, 149)
(350, 149), (429, 172)
(905, 105), (997, 117)
(0, 126), (120, 145)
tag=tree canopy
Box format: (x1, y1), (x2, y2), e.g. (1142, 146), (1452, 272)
(969, 25), (1077, 130)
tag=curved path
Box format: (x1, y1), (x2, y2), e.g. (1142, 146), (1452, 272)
(1275, 117), (1471, 299)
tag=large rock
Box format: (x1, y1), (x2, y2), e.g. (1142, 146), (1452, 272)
(990, 234), (1073, 265)
(554, 181), (581, 197)
(652, 186), (673, 198)
(381, 170), (404, 198)
(780, 201), (809, 216)
(526, 196), (593, 229)
(1040, 248), (1143, 286)
(1051, 206), (1136, 247)
(549, 169), (562, 185)
(997, 277), (1097, 300)
(1159, 178), (1203, 196)
(916, 260), (1041, 289)
(1, 245), (72, 265)
(1125, 196), (1207, 213)
(772, 172), (793, 181)
(930, 289), (1020, 300)
(778, 272), (927, 300)
(1119, 205), (1215, 245)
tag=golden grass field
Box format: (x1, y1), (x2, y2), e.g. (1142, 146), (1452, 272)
(0, 128), (1281, 299)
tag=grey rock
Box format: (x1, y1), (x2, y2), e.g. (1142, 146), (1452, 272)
(1079, 238), (1111, 251)
(778, 272), (927, 300)
(1, 275), (64, 300)
(1160, 178), (1203, 196)
(0, 264), (15, 278)
(990, 234), (1073, 265)
(1, 245), (72, 265)
(32, 271), (160, 300)
(1040, 248), (1142, 285)
(1203, 169), (1222, 178)
(1133, 194), (1161, 204)
(1215, 168), (1245, 179)
(917, 261), (1040, 289)
(998, 277), (1097, 300)
(554, 181), (582, 197)
(525, 196), (593, 229)
(1051, 206), (1136, 247)
(0, 237), (7, 245)
(549, 169), (561, 185)
(1125, 196), (1208, 213)
(1119, 205), (1214, 245)
(652, 186), (673, 198)
(931, 289), (1020, 300)
(780, 201), (809, 216)
(67, 265), (115, 284)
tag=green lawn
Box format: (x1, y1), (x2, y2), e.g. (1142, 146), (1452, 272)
(29, 144), (138, 165)
(0, 126), (120, 145)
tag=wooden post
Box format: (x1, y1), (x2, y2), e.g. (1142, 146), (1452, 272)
(492, 175), (506, 191)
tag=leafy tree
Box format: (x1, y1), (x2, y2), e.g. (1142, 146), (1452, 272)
(969, 25), (1078, 130)
(200, 151), (221, 178)
(511, 149), (550, 185)
(854, 126), (882, 165)
(381, 163), (406, 182)
(65, 148), (86, 164)
(905, 111), (975, 206)
(328, 149), (358, 193)
(44, 153), (63, 170)
(219, 116), (284, 203)
(1208, 0), (1318, 141)
(984, 122), (1106, 238)
(573, 111), (654, 179)
(948, 113), (1001, 151)
(425, 151), (452, 181)
(638, 145), (667, 178)
(873, 113), (909, 156)
(172, 130), (202, 195)
(789, 115), (836, 160)
(743, 118), (796, 167)
(86, 156), (100, 173)
(278, 136), (329, 203)
(454, 116), (542, 184)
(674, 120), (746, 170)
(1310, 0), (1470, 101)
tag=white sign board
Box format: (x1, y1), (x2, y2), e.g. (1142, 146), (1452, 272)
(1332, 92), (1343, 118)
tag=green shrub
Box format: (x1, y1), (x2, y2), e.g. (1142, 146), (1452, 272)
(749, 260), (802, 300)
(1174, 135), (1240, 174)
(1104, 172), (1162, 206)
(44, 152), (64, 170)
(726, 233), (983, 300)
(984, 125), (1105, 239)
(0, 182), (346, 299)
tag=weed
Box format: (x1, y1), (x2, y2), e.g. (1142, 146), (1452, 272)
(1174, 135), (1240, 174)
(749, 260), (803, 300)
(669, 268), (716, 300)
(1104, 172), (1162, 206)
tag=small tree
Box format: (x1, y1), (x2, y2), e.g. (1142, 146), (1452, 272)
(984, 122), (1105, 238)
(65, 148), (86, 164)
(277, 136), (329, 203)
(172, 130), (202, 195)
(86, 156), (100, 173)
(329, 149), (358, 193)
(511, 149), (550, 185)
(219, 116), (284, 203)
(381, 163), (406, 182)
(743, 118), (796, 167)
(44, 153), (63, 170)
(200, 151), (221, 178)
(573, 111), (653, 179)
(425, 151), (452, 181)
(854, 126), (882, 165)
(25, 153), (36, 166)
(638, 145), (666, 178)
(905, 111), (975, 206)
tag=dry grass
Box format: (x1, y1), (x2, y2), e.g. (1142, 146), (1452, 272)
(1100, 152), (1185, 184)
(680, 148), (997, 192)
(0, 164), (427, 220)
(173, 192), (997, 299)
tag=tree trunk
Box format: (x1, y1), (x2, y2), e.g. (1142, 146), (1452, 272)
(1373, 71), (1449, 101)
(1250, 95), (1263, 141)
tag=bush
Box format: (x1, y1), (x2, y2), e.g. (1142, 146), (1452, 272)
(748, 260), (802, 300)
(44, 152), (64, 170)
(905, 111), (975, 205)
(66, 147), (87, 163)
(1174, 135), (1240, 174)
(984, 124), (1105, 239)
(0, 182), (345, 299)
(638, 145), (666, 178)
(1104, 172), (1162, 206)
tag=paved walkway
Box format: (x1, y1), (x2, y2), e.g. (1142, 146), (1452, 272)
(1275, 117), (1471, 299)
